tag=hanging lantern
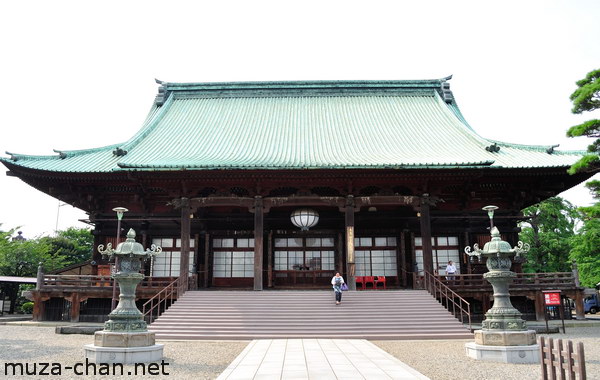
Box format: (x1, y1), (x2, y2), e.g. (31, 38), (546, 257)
(290, 208), (319, 231)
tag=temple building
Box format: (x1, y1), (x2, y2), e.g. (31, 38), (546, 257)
(1, 77), (591, 300)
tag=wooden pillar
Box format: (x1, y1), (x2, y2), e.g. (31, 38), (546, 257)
(337, 232), (344, 273)
(36, 263), (44, 291)
(180, 198), (191, 290)
(574, 291), (585, 320)
(204, 233), (210, 288)
(572, 260), (580, 288)
(463, 230), (471, 273)
(140, 231), (148, 276)
(254, 196), (264, 291)
(190, 233), (199, 290)
(267, 230), (273, 288)
(399, 232), (407, 288)
(419, 195), (434, 275)
(32, 294), (48, 321)
(69, 293), (80, 323)
(410, 232), (418, 288)
(91, 224), (103, 275)
(345, 196), (356, 291)
(535, 291), (546, 321)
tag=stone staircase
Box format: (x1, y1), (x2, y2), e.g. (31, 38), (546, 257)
(149, 289), (472, 340)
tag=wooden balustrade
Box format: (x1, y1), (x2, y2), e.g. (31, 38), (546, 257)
(29, 274), (193, 322)
(39, 275), (179, 291)
(415, 272), (577, 291)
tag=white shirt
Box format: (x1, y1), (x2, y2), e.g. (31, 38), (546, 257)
(331, 276), (345, 285)
(446, 264), (457, 274)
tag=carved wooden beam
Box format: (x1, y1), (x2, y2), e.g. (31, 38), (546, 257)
(171, 194), (441, 213)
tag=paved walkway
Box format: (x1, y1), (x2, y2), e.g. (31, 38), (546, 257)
(216, 339), (430, 380)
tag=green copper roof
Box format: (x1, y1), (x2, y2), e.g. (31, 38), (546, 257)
(1, 79), (585, 172)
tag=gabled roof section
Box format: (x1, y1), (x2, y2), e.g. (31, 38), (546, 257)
(1, 78), (586, 173)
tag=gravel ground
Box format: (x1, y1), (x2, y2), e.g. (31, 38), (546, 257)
(374, 327), (600, 380)
(1, 325), (598, 379)
(0, 325), (248, 379)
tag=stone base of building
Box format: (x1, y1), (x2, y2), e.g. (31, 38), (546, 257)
(465, 342), (539, 364)
(474, 329), (537, 346)
(93, 331), (156, 347)
(84, 344), (164, 364)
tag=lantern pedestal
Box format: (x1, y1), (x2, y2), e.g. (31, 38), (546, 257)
(84, 229), (164, 364)
(465, 341), (539, 364)
(474, 329), (536, 346)
(464, 225), (538, 364)
(84, 342), (164, 365)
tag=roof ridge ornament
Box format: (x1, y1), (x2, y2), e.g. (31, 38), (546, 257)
(486, 143), (500, 153)
(112, 147), (127, 157)
(154, 80), (167, 106)
(440, 75), (454, 103)
(546, 144), (559, 154)
(5, 151), (18, 161)
(53, 149), (67, 159)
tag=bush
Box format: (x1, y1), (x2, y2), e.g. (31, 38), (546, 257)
(21, 302), (34, 314)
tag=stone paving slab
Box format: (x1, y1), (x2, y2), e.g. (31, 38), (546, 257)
(216, 339), (430, 380)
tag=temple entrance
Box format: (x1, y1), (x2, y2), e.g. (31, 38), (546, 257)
(273, 235), (337, 287)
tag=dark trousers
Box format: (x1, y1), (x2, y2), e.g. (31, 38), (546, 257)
(335, 290), (342, 302)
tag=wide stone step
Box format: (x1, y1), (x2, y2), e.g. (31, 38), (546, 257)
(159, 308), (452, 314)
(174, 291), (430, 298)
(149, 290), (472, 340)
(155, 314), (457, 321)
(151, 324), (464, 333)
(153, 332), (474, 340)
(171, 297), (443, 304)
(151, 319), (464, 326)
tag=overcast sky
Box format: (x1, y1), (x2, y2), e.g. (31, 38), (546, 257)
(0, 0), (598, 237)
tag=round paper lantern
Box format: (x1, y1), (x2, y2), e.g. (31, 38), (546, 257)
(290, 209), (319, 231)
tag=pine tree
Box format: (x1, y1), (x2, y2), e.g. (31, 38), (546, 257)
(567, 68), (600, 174)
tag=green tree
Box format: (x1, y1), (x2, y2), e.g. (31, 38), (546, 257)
(519, 197), (578, 273)
(0, 232), (68, 276)
(565, 69), (600, 287)
(567, 68), (600, 174)
(0, 229), (68, 313)
(40, 227), (93, 266)
(569, 183), (600, 287)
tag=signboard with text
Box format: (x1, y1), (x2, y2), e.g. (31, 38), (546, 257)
(543, 291), (562, 306)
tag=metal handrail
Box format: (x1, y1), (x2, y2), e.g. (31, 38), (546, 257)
(142, 276), (187, 324)
(422, 270), (472, 331)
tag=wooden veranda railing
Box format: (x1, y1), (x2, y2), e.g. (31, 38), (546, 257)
(438, 272), (577, 291)
(37, 274), (175, 291)
(422, 270), (472, 331)
(142, 276), (187, 324)
(39, 274), (178, 290)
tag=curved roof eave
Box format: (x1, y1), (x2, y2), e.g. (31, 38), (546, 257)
(0, 78), (586, 174)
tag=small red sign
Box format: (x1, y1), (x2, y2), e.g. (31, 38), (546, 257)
(544, 292), (561, 306)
